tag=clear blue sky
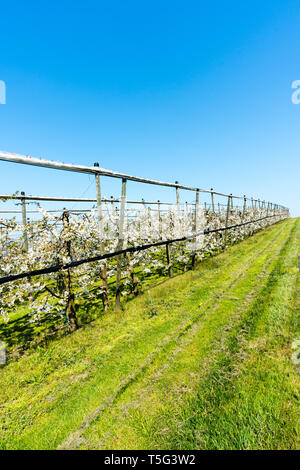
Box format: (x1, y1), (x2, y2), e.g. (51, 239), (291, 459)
(0, 0), (299, 215)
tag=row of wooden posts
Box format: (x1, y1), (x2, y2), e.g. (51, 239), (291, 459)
(0, 151), (289, 333)
(73, 167), (285, 328)
(4, 168), (287, 331)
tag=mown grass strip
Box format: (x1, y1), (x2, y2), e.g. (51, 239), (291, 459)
(98, 219), (299, 450)
(78, 219), (297, 449)
(0, 219), (294, 450)
(57, 220), (294, 449)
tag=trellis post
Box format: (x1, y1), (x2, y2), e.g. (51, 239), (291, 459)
(62, 210), (78, 331)
(224, 195), (231, 248)
(166, 242), (173, 278)
(175, 181), (186, 270)
(210, 188), (215, 213)
(175, 181), (181, 216)
(148, 206), (152, 227)
(21, 191), (28, 252)
(94, 163), (109, 311)
(115, 178), (127, 310)
(242, 195), (247, 217)
(157, 200), (161, 236)
(192, 189), (200, 269)
(110, 195), (114, 214)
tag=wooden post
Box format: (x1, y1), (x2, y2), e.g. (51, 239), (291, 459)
(126, 252), (138, 296)
(157, 200), (161, 236)
(211, 189), (219, 248)
(115, 178), (127, 310)
(21, 191), (28, 252)
(114, 197), (119, 218)
(192, 189), (200, 269)
(94, 162), (109, 311)
(195, 189), (200, 232)
(230, 194), (234, 209)
(210, 188), (215, 213)
(166, 242), (173, 278)
(110, 195), (114, 214)
(175, 181), (186, 271)
(175, 181), (181, 216)
(62, 210), (78, 332)
(148, 206), (152, 229)
(224, 195), (231, 248)
(242, 195), (247, 218)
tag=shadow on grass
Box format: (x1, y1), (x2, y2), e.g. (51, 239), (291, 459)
(0, 297), (106, 360)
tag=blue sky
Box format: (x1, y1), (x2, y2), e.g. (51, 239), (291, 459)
(0, 0), (299, 215)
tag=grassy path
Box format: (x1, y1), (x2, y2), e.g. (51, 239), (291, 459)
(0, 218), (299, 450)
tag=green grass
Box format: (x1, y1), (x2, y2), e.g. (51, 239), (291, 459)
(0, 218), (299, 450)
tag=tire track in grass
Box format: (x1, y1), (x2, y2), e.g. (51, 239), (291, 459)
(57, 221), (292, 449)
(153, 219), (300, 450)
